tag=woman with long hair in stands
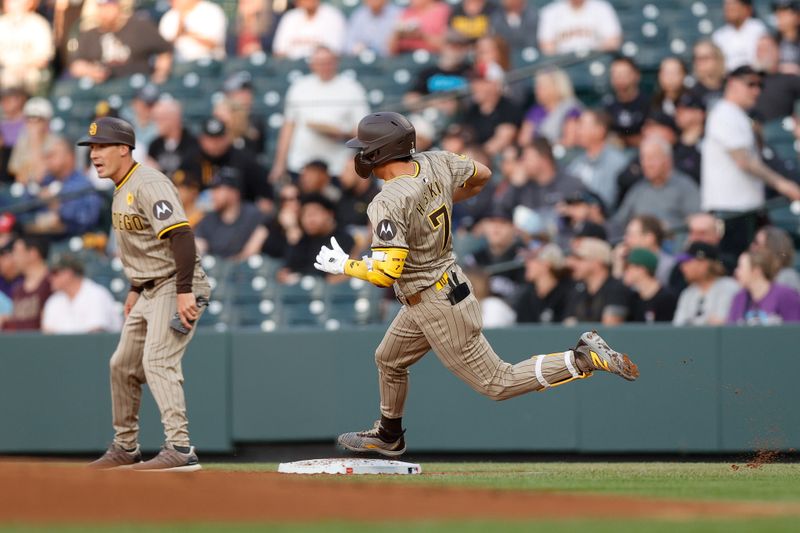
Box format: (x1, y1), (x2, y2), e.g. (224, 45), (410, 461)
(517, 66), (583, 147)
(651, 56), (687, 116)
(728, 249), (800, 325)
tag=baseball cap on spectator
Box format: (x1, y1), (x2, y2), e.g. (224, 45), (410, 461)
(135, 83), (161, 105)
(23, 97), (53, 120)
(573, 221), (608, 241)
(565, 190), (608, 218)
(301, 192), (336, 213)
(772, 0), (799, 11)
(209, 166), (241, 190)
(645, 110), (679, 135)
(524, 242), (565, 269)
(676, 90), (705, 110)
(676, 241), (720, 262)
(50, 254), (85, 276)
(223, 71), (254, 93)
(726, 65), (764, 85)
(626, 247), (658, 276)
(484, 205), (513, 222)
(202, 117), (226, 137)
(570, 237), (612, 265)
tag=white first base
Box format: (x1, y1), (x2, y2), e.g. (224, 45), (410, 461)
(278, 458), (422, 475)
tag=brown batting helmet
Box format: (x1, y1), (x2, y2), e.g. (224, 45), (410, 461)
(346, 112), (416, 178)
(77, 117), (136, 148)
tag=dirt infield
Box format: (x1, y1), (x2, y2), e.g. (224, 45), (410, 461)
(0, 461), (798, 524)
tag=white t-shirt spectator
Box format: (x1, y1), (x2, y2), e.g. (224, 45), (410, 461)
(159, 0), (226, 62)
(0, 10), (53, 91)
(712, 18), (767, 71)
(283, 73), (369, 176)
(701, 99), (764, 212)
(537, 0), (621, 55)
(42, 279), (122, 334)
(272, 4), (347, 60)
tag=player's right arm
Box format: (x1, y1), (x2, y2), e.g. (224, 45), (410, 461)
(453, 161), (491, 204)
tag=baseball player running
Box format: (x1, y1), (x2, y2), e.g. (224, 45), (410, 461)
(84, 118), (210, 471)
(315, 112), (639, 456)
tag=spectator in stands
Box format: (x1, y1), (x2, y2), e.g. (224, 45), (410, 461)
(336, 158), (379, 232)
(652, 56), (688, 117)
(754, 34), (800, 121)
(147, 99), (201, 180)
(688, 40), (727, 110)
(474, 35), (529, 106)
(672, 242), (739, 325)
(0, 0), (53, 93)
(537, 0), (621, 56)
(0, 87), (25, 183)
(463, 207), (525, 302)
(490, 0), (538, 52)
(459, 61), (520, 158)
(712, 0), (767, 71)
(682, 213), (737, 274)
(345, 0), (401, 57)
(197, 117), (273, 212)
(69, 0), (172, 84)
(514, 242), (572, 324)
(673, 90), (706, 183)
(750, 225), (800, 291)
(389, 0), (451, 55)
(773, 0), (800, 74)
(556, 193), (607, 248)
(611, 137), (701, 232)
(258, 183), (303, 259)
(0, 238), (21, 298)
(623, 247), (677, 323)
(403, 30), (472, 115)
(172, 168), (204, 228)
(449, 0), (495, 42)
(702, 65), (800, 257)
(121, 84), (160, 154)
(564, 236), (631, 325)
(297, 159), (339, 203)
(219, 71), (266, 155)
(195, 168), (264, 260)
(517, 67), (582, 146)
(24, 136), (102, 238)
(466, 267), (517, 327)
(498, 137), (584, 222)
(1, 235), (51, 331)
(272, 0), (346, 59)
(159, 0), (226, 62)
(41, 255), (121, 334)
(9, 97), (54, 185)
(279, 193), (354, 282)
(270, 46), (369, 183)
(603, 56), (649, 147)
(226, 0), (282, 57)
(728, 249), (800, 324)
(565, 109), (629, 210)
(613, 214), (675, 287)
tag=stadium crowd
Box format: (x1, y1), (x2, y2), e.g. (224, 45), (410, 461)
(1, 0), (800, 333)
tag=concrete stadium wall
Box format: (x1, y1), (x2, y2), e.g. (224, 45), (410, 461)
(1, 325), (798, 454)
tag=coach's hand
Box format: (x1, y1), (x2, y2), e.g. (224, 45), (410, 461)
(176, 292), (199, 331)
(124, 291), (140, 319)
(314, 237), (348, 275)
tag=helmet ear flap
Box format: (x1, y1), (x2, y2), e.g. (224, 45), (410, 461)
(353, 152), (373, 178)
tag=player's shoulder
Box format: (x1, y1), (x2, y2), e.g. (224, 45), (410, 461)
(131, 164), (173, 188)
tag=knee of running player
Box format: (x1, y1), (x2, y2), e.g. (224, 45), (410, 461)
(374, 349), (408, 379)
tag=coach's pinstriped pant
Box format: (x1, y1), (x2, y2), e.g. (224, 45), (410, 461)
(109, 276), (210, 448)
(376, 266), (587, 419)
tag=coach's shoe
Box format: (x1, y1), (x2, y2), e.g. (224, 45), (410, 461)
(88, 442), (142, 469)
(574, 330), (639, 381)
(338, 420), (406, 457)
(131, 445), (202, 472)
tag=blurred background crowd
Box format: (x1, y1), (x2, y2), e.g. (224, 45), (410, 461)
(1, 0), (800, 333)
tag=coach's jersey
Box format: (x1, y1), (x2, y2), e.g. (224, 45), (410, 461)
(111, 163), (200, 286)
(368, 150), (477, 296)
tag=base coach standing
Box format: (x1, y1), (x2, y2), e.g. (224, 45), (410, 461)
(83, 117), (211, 472)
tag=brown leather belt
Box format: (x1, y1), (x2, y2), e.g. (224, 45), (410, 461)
(406, 292), (423, 306)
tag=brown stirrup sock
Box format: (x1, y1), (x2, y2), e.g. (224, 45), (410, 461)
(379, 416), (403, 442)
(573, 346), (593, 374)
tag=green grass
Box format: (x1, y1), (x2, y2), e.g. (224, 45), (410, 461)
(205, 462), (800, 502)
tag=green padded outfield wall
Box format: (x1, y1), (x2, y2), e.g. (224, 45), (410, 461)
(1, 325), (798, 453)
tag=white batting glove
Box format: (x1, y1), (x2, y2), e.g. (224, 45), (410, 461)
(314, 236), (348, 275)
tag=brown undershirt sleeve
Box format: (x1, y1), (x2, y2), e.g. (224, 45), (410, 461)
(166, 225), (196, 294)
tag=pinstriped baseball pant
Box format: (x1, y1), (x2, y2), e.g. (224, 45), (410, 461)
(376, 270), (585, 419)
(109, 278), (210, 448)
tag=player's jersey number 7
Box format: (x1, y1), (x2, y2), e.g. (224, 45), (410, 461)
(427, 204), (450, 252)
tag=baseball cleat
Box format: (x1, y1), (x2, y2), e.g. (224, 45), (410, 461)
(131, 445), (202, 472)
(575, 330), (639, 381)
(88, 442), (142, 469)
(338, 421), (406, 457)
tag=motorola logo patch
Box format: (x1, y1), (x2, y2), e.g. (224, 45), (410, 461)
(153, 200), (174, 221)
(376, 219), (397, 241)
